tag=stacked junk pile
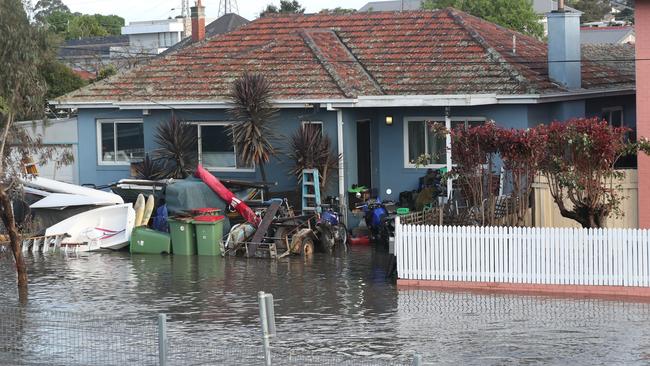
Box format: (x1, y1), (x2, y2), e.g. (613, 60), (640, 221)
(13, 165), (347, 259)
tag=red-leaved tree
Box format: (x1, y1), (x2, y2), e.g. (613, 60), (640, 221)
(498, 127), (547, 226)
(444, 121), (501, 225)
(538, 118), (647, 228)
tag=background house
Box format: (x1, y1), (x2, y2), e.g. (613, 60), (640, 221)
(16, 118), (79, 184)
(59, 35), (129, 78)
(581, 26), (635, 44)
(58, 14), (248, 76)
(53, 7), (636, 225)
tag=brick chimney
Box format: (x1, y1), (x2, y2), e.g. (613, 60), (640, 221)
(547, 0), (582, 89)
(191, 0), (205, 42)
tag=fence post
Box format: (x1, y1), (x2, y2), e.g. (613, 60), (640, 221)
(258, 291), (275, 366)
(412, 353), (423, 366)
(158, 314), (168, 366)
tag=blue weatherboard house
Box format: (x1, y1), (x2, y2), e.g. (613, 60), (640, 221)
(54, 7), (636, 213)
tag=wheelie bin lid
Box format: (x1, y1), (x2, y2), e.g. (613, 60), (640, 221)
(188, 208), (221, 215)
(192, 215), (225, 223)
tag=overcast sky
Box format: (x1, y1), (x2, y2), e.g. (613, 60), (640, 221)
(60, 0), (372, 23)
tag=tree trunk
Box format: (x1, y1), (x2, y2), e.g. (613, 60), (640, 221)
(0, 187), (27, 303)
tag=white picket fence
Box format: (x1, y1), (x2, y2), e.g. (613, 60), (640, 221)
(394, 218), (650, 287)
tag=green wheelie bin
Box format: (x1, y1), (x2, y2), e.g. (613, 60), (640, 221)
(130, 227), (171, 254)
(192, 215), (225, 256)
(168, 218), (196, 255)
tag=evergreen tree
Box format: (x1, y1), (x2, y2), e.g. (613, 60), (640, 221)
(422, 0), (544, 38)
(33, 0), (69, 22)
(0, 0), (51, 301)
(65, 15), (108, 39)
(40, 60), (87, 99)
(260, 0), (305, 17)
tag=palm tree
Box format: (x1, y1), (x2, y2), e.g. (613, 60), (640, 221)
(153, 115), (198, 179)
(288, 126), (340, 191)
(227, 72), (278, 186)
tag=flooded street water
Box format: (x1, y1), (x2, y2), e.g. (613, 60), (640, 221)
(2, 246), (650, 365)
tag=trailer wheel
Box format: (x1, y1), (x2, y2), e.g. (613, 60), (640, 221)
(274, 227), (290, 251)
(301, 237), (315, 256)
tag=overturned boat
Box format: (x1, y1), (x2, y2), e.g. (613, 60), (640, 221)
(19, 176), (135, 252)
(44, 204), (135, 252)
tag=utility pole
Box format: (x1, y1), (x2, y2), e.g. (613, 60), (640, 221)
(218, 0), (239, 16)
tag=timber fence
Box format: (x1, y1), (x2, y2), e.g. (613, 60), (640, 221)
(395, 218), (650, 287)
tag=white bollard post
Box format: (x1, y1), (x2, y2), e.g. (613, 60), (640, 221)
(258, 291), (275, 366)
(412, 353), (423, 366)
(158, 314), (168, 366)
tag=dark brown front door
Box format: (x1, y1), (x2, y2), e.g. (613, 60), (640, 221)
(356, 120), (372, 188)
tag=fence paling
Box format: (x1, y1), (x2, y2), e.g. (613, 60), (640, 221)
(394, 219), (650, 287)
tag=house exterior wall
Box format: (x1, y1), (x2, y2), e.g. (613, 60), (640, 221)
(350, 105), (530, 201)
(637, 2), (650, 228)
(77, 107), (339, 195)
(77, 97), (634, 213)
(585, 95), (636, 130)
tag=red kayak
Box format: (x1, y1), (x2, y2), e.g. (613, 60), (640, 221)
(195, 165), (261, 227)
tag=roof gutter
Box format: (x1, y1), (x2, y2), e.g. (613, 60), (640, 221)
(49, 99), (358, 110)
(355, 94), (498, 107)
(497, 87), (635, 104)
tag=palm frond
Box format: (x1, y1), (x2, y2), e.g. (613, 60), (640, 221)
(133, 153), (166, 180)
(153, 116), (198, 179)
(288, 127), (341, 190)
(227, 72), (278, 167)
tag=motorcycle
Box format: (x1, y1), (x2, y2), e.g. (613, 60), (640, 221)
(357, 190), (397, 245)
(316, 199), (348, 252)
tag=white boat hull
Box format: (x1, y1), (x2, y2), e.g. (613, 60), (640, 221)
(22, 176), (123, 205)
(30, 193), (119, 210)
(45, 204), (135, 252)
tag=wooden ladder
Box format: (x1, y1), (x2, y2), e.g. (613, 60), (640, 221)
(301, 169), (321, 213)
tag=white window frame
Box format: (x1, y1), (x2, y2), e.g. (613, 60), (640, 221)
(602, 106), (624, 127)
(403, 116), (486, 169)
(193, 122), (255, 173)
(96, 119), (144, 166)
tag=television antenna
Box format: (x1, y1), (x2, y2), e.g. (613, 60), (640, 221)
(181, 0), (190, 17)
(218, 0), (239, 16)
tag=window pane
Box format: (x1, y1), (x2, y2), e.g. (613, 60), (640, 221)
(101, 123), (115, 162)
(201, 125), (236, 168)
(408, 121), (425, 163)
(303, 122), (322, 136)
(468, 120), (484, 128)
(427, 130), (446, 164)
(451, 120), (465, 131)
(116, 123), (144, 162)
(611, 110), (623, 128)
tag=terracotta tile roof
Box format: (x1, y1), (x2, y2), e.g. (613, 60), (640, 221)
(59, 8), (635, 104)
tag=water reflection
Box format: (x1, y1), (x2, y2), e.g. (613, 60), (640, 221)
(1, 247), (650, 364)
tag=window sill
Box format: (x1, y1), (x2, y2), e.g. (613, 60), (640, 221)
(205, 167), (256, 173)
(98, 161), (132, 166)
(404, 164), (447, 170)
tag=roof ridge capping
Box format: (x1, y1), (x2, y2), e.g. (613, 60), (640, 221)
(300, 28), (384, 98)
(445, 7), (538, 94)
